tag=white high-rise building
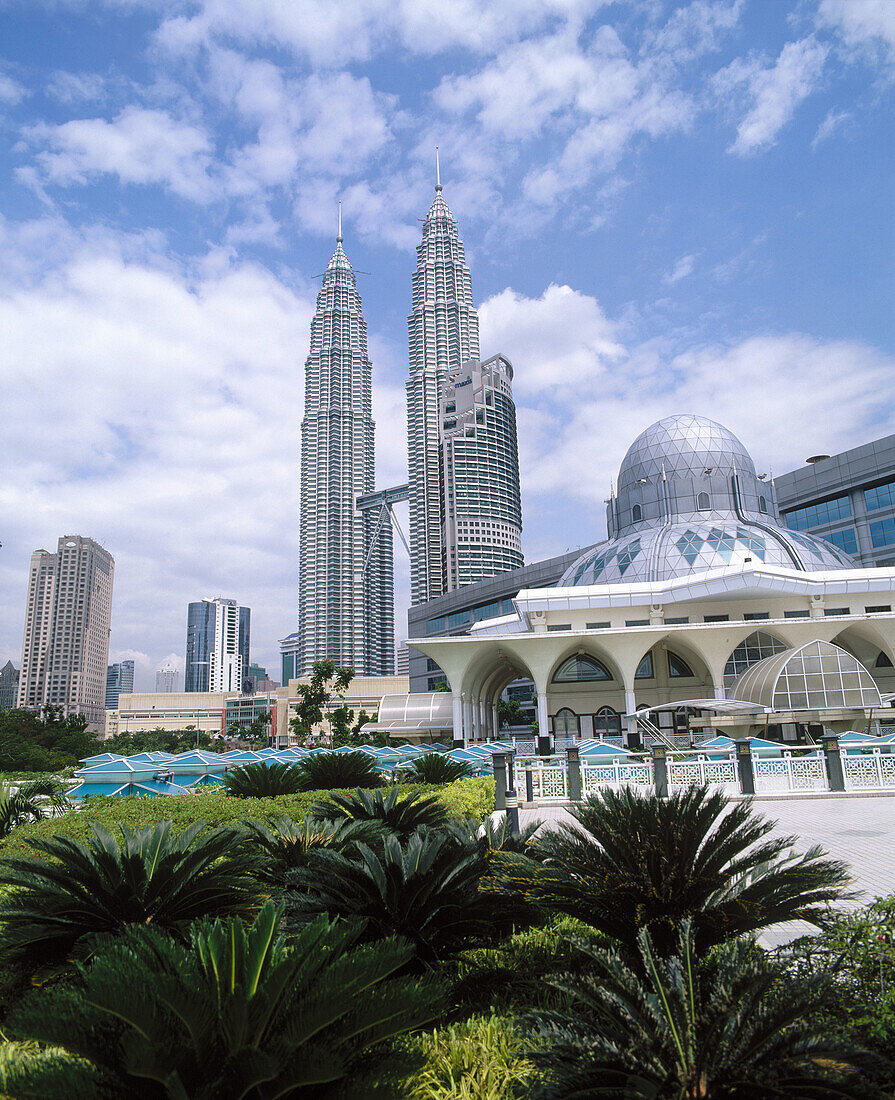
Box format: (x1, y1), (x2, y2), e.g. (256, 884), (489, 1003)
(17, 535), (114, 729)
(185, 597), (250, 693)
(155, 663), (180, 693)
(208, 599), (243, 692)
(298, 224), (394, 674)
(440, 354), (523, 590)
(406, 163), (480, 605)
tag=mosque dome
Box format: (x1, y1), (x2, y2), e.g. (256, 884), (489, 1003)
(560, 413), (855, 587)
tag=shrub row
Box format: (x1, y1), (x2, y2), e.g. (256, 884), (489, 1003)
(0, 777), (495, 857)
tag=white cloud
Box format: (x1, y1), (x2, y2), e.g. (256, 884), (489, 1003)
(22, 107), (215, 201)
(643, 0), (744, 66)
(811, 107), (851, 148)
(714, 37), (828, 155)
(818, 0), (895, 64)
(46, 71), (107, 104)
(0, 72), (27, 105)
(664, 252), (698, 285)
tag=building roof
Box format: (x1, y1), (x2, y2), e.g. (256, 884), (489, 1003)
(730, 639), (882, 711)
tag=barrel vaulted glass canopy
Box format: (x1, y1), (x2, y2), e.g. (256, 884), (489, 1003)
(729, 640), (882, 711)
(560, 414), (853, 586)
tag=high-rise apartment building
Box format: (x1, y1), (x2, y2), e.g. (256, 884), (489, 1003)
(406, 169), (480, 605)
(440, 354), (523, 590)
(0, 661), (19, 709)
(105, 659), (134, 709)
(17, 535), (114, 729)
(297, 226), (394, 675)
(185, 598), (250, 693)
(155, 663), (180, 693)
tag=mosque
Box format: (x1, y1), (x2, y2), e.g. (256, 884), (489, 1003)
(400, 414), (895, 748)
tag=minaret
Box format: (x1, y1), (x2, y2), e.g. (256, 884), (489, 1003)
(406, 150), (480, 604)
(298, 211), (394, 674)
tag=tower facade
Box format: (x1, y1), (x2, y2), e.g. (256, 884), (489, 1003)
(17, 535), (114, 729)
(105, 659), (134, 709)
(406, 177), (480, 604)
(440, 354), (524, 590)
(298, 231), (394, 674)
(185, 597), (250, 693)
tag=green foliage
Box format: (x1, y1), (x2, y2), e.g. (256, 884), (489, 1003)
(222, 760), (305, 797)
(330, 704), (355, 745)
(5, 902), (446, 1100)
(499, 785), (851, 956)
(0, 778), (67, 838)
(526, 920), (883, 1098)
(243, 814), (387, 881)
(312, 787), (453, 839)
(288, 830), (524, 966)
(400, 753), (471, 785)
(497, 699), (526, 728)
(289, 659), (355, 744)
(395, 1014), (538, 1099)
(296, 750), (387, 791)
(0, 779), (494, 857)
(0, 708), (101, 772)
(0, 819), (260, 963)
(104, 726), (221, 755)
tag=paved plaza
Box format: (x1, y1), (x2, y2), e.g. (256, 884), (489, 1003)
(516, 793), (895, 945)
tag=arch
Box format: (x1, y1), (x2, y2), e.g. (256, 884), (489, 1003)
(759, 495), (768, 514)
(553, 652), (613, 683)
(697, 491), (710, 511)
(730, 639), (882, 710)
(632, 503), (642, 522)
(830, 623), (895, 688)
(634, 651), (654, 679)
(553, 707), (579, 735)
(547, 641), (626, 688)
(667, 650), (695, 678)
(593, 705), (622, 737)
(723, 630), (789, 684)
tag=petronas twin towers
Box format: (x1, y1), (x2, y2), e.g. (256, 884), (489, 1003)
(297, 170), (523, 676)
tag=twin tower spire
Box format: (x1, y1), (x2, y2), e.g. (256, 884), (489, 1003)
(297, 155), (523, 676)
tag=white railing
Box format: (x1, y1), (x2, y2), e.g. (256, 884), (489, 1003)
(667, 753), (738, 793)
(581, 761), (653, 792)
(753, 752), (827, 792)
(841, 749), (895, 790)
(527, 763), (569, 801)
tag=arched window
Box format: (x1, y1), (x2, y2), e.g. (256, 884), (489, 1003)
(667, 651), (695, 678)
(593, 706), (621, 737)
(877, 651), (894, 669)
(759, 495), (768, 514)
(696, 492), (710, 511)
(632, 504), (642, 522)
(724, 631), (787, 682)
(553, 708), (579, 735)
(553, 653), (612, 682)
(635, 651), (654, 679)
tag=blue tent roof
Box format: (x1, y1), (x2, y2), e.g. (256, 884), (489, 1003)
(76, 759), (157, 777)
(68, 781), (130, 798)
(695, 735), (786, 753)
(80, 753), (125, 765)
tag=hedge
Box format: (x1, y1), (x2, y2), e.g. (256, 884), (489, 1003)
(0, 777), (495, 857)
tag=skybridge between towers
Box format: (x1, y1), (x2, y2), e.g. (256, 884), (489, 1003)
(356, 485), (411, 575)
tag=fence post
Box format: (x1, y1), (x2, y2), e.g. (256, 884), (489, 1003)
(735, 740), (755, 795)
(821, 735), (845, 792)
(651, 745), (668, 798)
(566, 745), (582, 802)
(493, 751), (507, 811)
(505, 786), (520, 835)
(537, 733), (552, 757)
(525, 766), (534, 804)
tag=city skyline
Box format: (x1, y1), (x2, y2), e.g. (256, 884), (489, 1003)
(0, 1), (893, 689)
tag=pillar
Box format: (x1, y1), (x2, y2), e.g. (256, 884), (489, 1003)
(624, 690), (639, 749)
(822, 735), (845, 792)
(452, 693), (464, 749)
(566, 745), (582, 802)
(537, 692), (551, 755)
(734, 739), (755, 795)
(463, 697), (473, 748)
(651, 745), (668, 798)
(493, 751), (508, 810)
(492, 702), (499, 741)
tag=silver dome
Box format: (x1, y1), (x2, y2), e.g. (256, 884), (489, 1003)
(560, 413), (855, 586)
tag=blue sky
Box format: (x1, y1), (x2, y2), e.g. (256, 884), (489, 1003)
(0, 0), (893, 690)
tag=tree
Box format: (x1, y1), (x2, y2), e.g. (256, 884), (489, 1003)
(497, 785), (851, 957)
(330, 704), (355, 747)
(3, 902), (446, 1100)
(0, 708), (102, 772)
(0, 820), (260, 964)
(498, 699), (526, 728)
(289, 660), (355, 747)
(526, 921), (884, 1098)
(0, 779), (67, 839)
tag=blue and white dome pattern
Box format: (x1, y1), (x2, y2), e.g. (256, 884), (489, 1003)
(560, 413), (855, 587)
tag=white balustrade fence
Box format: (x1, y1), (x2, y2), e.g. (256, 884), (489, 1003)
(581, 761), (653, 793)
(667, 753), (738, 793)
(752, 752), (827, 793)
(841, 749), (895, 791)
(526, 762), (569, 801)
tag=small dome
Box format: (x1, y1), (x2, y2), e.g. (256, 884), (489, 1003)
(618, 414), (755, 494)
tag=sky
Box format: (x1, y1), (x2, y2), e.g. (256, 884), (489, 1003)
(0, 0), (893, 691)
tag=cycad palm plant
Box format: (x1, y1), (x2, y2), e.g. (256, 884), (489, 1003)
(312, 786), (452, 839)
(3, 902), (446, 1100)
(222, 760), (304, 797)
(499, 785), (850, 956)
(243, 814), (386, 882)
(288, 831), (519, 965)
(295, 750), (386, 791)
(527, 920), (883, 1098)
(0, 820), (259, 962)
(0, 779), (67, 838)
(400, 753), (471, 785)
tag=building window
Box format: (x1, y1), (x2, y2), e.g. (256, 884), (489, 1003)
(784, 609), (809, 618)
(759, 495), (768, 514)
(865, 481), (895, 512)
(547, 624), (572, 632)
(667, 652), (694, 678)
(665, 616), (689, 624)
(553, 708), (579, 736)
(823, 607), (851, 617)
(426, 616), (446, 634)
(876, 651), (894, 668)
(697, 492), (710, 511)
(784, 495), (852, 531)
(553, 654), (612, 683)
(744, 612), (770, 620)
(632, 504), (642, 522)
(593, 706), (621, 737)
(626, 619), (649, 627)
(826, 527), (858, 555)
(724, 631), (787, 682)
(703, 614), (729, 623)
(871, 517), (895, 548)
(586, 621), (611, 629)
(866, 605), (892, 614)
(634, 652), (654, 679)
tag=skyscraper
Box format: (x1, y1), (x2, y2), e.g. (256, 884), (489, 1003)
(185, 598), (250, 693)
(0, 661), (19, 709)
(17, 535), (114, 729)
(105, 659), (134, 709)
(298, 221), (394, 674)
(155, 663), (180, 693)
(440, 354), (523, 590)
(406, 160), (480, 605)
